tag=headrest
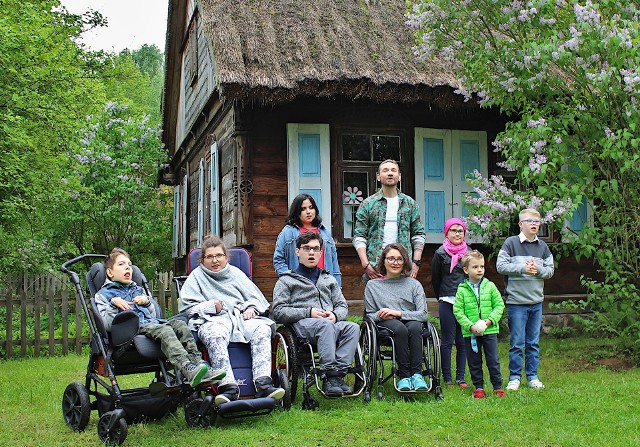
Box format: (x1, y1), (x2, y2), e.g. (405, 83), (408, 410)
(186, 247), (252, 279)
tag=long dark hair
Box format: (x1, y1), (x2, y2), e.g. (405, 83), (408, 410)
(285, 193), (323, 227)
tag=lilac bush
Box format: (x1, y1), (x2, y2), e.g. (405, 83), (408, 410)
(408, 1), (640, 354)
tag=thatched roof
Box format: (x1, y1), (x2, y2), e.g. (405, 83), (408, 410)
(197, 0), (460, 105)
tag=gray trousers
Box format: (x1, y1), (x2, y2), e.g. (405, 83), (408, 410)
(139, 319), (200, 367)
(293, 318), (360, 376)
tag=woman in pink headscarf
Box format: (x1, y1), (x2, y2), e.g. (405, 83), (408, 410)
(431, 218), (470, 388)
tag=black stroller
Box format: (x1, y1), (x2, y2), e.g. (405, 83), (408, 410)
(61, 254), (194, 445)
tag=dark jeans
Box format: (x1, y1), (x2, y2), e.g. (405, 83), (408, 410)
(439, 300), (466, 382)
(377, 319), (423, 379)
(463, 333), (502, 390)
(139, 319), (199, 367)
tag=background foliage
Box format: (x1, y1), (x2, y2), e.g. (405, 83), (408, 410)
(0, 0), (170, 275)
(407, 1), (640, 356)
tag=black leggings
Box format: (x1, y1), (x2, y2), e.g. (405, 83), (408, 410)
(377, 319), (423, 378)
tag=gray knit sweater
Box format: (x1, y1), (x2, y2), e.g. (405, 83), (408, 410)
(364, 276), (428, 323)
(272, 271), (348, 324)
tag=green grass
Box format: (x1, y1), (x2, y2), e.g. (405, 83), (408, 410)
(1, 338), (639, 446)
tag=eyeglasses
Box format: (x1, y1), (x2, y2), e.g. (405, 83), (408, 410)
(448, 229), (464, 235)
(521, 219), (541, 224)
(385, 256), (405, 264)
(300, 246), (322, 253)
(204, 254), (226, 261)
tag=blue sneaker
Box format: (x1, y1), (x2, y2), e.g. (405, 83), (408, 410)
(411, 373), (428, 390)
(397, 377), (412, 391)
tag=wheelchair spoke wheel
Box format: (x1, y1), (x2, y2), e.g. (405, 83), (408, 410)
(62, 382), (91, 432)
(276, 369), (292, 410)
(359, 319), (377, 395)
(424, 321), (442, 397)
(184, 397), (217, 428)
(275, 326), (299, 402)
(97, 411), (128, 446)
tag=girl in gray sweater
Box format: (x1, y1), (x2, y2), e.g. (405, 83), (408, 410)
(364, 243), (429, 391)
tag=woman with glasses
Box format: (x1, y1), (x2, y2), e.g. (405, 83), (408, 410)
(178, 235), (284, 404)
(364, 243), (429, 391)
(431, 218), (470, 388)
(273, 193), (342, 286)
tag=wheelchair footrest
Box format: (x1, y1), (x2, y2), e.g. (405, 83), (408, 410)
(217, 397), (278, 417)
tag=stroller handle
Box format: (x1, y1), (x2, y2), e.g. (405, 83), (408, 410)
(61, 254), (107, 273)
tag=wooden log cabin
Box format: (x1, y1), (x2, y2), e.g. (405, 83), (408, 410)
(161, 0), (595, 319)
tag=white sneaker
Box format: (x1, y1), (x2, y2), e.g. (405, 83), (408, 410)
(506, 379), (520, 391)
(528, 379), (545, 389)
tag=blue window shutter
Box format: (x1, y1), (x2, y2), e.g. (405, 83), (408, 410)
(424, 138), (445, 181)
(425, 191), (445, 234)
(287, 124), (332, 231)
(197, 159), (204, 245)
(459, 140), (480, 180)
(181, 175), (188, 256)
(210, 142), (219, 236)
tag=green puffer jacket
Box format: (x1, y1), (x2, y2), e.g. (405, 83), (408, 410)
(453, 278), (505, 337)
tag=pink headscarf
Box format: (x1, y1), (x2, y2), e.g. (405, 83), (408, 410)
(443, 218), (468, 273)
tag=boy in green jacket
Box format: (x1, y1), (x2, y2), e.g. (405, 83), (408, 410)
(454, 250), (505, 398)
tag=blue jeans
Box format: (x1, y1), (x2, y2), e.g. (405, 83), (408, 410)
(507, 303), (542, 381)
(438, 301), (466, 382)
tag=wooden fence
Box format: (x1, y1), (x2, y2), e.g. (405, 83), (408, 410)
(0, 271), (175, 359)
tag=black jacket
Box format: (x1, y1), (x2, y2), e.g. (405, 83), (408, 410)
(431, 245), (467, 298)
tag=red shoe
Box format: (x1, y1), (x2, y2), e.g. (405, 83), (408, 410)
(457, 380), (469, 389)
(494, 389), (505, 398)
(473, 389), (486, 399)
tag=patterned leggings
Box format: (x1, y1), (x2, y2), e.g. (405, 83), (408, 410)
(198, 321), (272, 386)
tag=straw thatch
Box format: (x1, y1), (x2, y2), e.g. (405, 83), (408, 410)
(194, 0), (460, 105)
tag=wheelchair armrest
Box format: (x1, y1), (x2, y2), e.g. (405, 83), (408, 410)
(110, 311), (140, 347)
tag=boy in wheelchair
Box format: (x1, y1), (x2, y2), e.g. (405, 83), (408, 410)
(273, 232), (360, 397)
(95, 248), (225, 388)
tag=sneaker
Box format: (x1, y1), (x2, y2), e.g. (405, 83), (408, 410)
(336, 376), (353, 395)
(322, 377), (343, 397)
(411, 373), (428, 390)
(397, 377), (412, 391)
(506, 379), (520, 391)
(214, 383), (239, 405)
(254, 376), (285, 400)
(200, 367), (226, 385)
(473, 389), (486, 399)
(182, 361), (208, 387)
(457, 380), (469, 389)
(494, 389), (505, 398)
(528, 379), (545, 389)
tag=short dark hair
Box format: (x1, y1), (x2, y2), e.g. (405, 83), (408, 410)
(376, 243), (411, 277)
(105, 247), (130, 270)
(378, 159), (400, 173)
(296, 231), (323, 249)
(199, 235), (227, 262)
(462, 250), (484, 268)
(285, 194), (323, 227)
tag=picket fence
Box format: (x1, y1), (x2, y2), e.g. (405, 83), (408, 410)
(0, 271), (176, 359)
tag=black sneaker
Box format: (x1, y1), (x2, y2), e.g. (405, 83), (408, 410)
(214, 383), (239, 405)
(336, 376), (353, 394)
(322, 377), (343, 397)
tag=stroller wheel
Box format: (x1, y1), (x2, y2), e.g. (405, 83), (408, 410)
(184, 397), (217, 428)
(97, 411), (128, 446)
(62, 382), (91, 432)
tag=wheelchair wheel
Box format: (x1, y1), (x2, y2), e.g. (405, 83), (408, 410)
(184, 397), (217, 428)
(359, 319), (377, 400)
(62, 382), (91, 432)
(275, 326), (299, 402)
(276, 369), (292, 411)
(424, 321), (443, 398)
(97, 411), (128, 446)
(302, 395), (319, 411)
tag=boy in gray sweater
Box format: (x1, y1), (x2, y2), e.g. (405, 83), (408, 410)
(272, 232), (360, 397)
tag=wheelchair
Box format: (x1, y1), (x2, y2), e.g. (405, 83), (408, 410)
(61, 254), (194, 446)
(172, 247), (291, 428)
(273, 323), (367, 410)
(359, 316), (443, 401)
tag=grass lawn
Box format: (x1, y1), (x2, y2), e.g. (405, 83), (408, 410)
(1, 337), (638, 447)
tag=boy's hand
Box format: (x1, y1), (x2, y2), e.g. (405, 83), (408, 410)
(525, 258), (538, 275)
(311, 308), (329, 318)
(112, 297), (132, 310)
(470, 324), (482, 336)
(133, 295), (149, 305)
(325, 312), (337, 323)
